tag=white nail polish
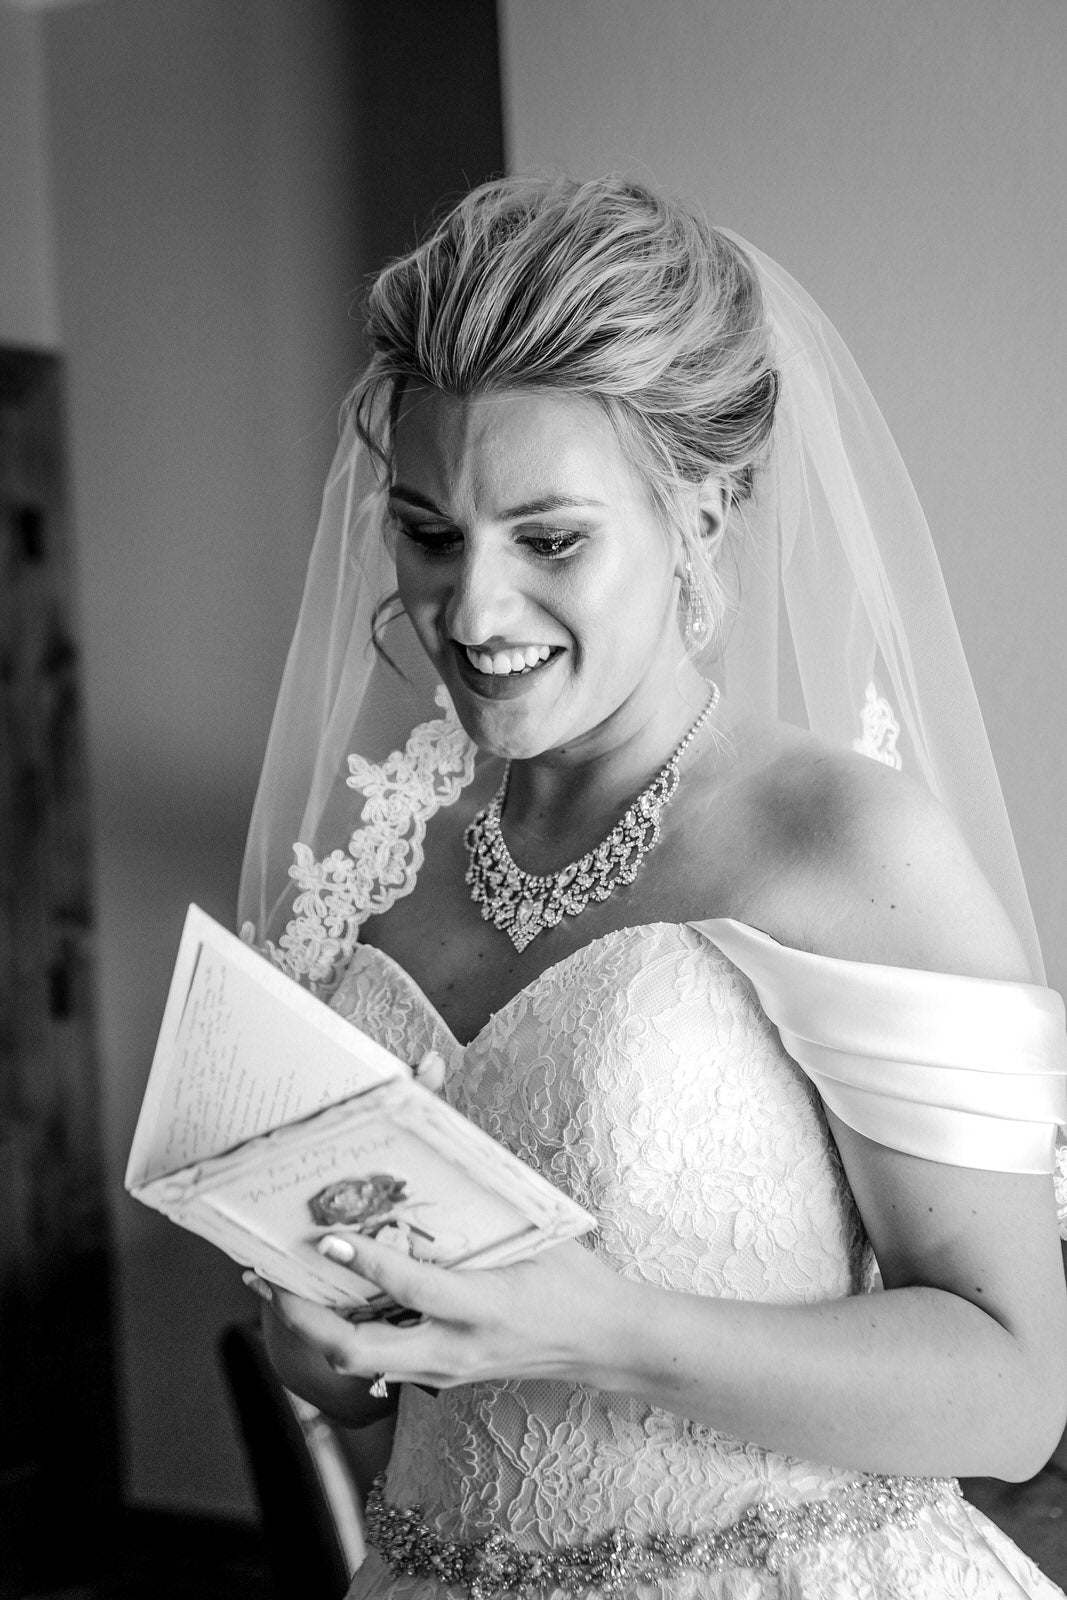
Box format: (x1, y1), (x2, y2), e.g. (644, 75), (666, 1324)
(415, 1050), (446, 1092)
(318, 1235), (355, 1263)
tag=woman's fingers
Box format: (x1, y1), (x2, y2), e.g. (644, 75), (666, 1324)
(242, 1239), (613, 1390)
(267, 1279), (461, 1384)
(244, 1236), (475, 1329)
(242, 1239), (489, 1380)
(261, 1282), (403, 1377)
(324, 1233), (478, 1322)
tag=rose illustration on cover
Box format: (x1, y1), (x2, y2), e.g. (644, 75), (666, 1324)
(309, 1173), (409, 1229)
(307, 1173), (478, 1261)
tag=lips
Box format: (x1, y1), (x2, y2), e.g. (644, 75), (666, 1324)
(451, 641), (561, 699)
(464, 643), (553, 676)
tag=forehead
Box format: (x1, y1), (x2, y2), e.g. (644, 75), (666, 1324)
(391, 386), (646, 512)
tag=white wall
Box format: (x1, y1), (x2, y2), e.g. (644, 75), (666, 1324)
(501, 0), (1067, 993)
(0, 3), (59, 346)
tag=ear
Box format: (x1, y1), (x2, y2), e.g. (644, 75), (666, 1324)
(675, 480), (728, 576)
(696, 478), (728, 549)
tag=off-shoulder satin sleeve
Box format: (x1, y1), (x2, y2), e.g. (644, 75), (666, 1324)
(690, 918), (1067, 1174)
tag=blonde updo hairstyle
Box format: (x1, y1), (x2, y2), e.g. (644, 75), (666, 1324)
(348, 174), (779, 655)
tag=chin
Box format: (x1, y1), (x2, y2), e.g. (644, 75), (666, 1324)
(453, 710), (553, 763)
(439, 656), (571, 757)
(444, 691), (555, 761)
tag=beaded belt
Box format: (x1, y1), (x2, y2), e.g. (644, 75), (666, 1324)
(364, 1473), (960, 1598)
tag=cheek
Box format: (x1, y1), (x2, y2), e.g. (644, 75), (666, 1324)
(394, 552), (442, 635)
(569, 543), (677, 644)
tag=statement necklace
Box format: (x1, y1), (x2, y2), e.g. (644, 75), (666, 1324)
(464, 682), (720, 952)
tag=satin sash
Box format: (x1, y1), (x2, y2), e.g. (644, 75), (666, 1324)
(691, 918), (1067, 1173)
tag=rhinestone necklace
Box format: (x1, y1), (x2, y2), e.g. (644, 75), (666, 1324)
(464, 682), (720, 952)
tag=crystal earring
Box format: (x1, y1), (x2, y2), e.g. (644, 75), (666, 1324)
(681, 550), (710, 651)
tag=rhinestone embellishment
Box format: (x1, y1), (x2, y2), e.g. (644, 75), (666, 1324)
(464, 683), (720, 952)
(364, 1473), (960, 1598)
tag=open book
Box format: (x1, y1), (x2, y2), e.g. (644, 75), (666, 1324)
(125, 905), (596, 1319)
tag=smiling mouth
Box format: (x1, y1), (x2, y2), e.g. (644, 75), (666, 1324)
(462, 643), (556, 677)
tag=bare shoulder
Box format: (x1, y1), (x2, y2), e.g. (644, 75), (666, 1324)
(732, 728), (1032, 982)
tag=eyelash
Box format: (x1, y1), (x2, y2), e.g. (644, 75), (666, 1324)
(392, 519), (583, 561)
(524, 530), (583, 559)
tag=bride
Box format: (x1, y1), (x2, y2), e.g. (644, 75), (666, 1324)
(239, 175), (1067, 1597)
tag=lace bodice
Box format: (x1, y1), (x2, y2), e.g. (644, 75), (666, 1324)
(335, 924), (870, 1537)
(337, 924), (1064, 1600)
(299, 710), (1066, 1599)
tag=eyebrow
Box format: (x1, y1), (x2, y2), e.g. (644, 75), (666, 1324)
(388, 485), (606, 520)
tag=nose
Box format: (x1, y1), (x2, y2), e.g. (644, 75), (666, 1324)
(444, 539), (522, 646)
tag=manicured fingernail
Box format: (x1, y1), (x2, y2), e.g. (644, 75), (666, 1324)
(318, 1236), (355, 1263)
(415, 1050), (446, 1091)
(242, 1271), (273, 1302)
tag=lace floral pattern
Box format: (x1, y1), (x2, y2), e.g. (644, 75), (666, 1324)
(1055, 1138), (1067, 1240)
(322, 712), (1063, 1599)
(851, 682), (903, 770)
(256, 688), (476, 995)
(336, 929), (1064, 1599)
(335, 926), (872, 1552)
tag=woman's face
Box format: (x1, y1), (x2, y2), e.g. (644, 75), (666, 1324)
(389, 386), (693, 762)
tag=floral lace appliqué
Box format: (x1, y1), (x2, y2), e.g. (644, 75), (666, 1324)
(252, 687), (476, 995)
(339, 926), (1063, 1599)
(851, 682), (903, 769)
(1055, 1136), (1067, 1241)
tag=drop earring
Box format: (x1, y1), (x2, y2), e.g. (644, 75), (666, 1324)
(681, 550), (710, 650)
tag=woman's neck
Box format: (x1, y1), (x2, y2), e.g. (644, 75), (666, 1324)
(498, 663), (716, 869)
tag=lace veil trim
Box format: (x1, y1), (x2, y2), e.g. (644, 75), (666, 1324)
(851, 683), (903, 769)
(241, 686), (476, 996)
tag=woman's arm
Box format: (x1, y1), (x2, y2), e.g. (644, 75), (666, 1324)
(610, 1152), (1067, 1480)
(650, 748), (1067, 1478)
(260, 1150), (1065, 1481)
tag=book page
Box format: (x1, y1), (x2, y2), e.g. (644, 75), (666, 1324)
(127, 907), (406, 1187)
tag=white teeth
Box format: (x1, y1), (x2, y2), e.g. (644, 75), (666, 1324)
(464, 644), (555, 675)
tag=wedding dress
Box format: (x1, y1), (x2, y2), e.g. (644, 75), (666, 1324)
(312, 710), (1067, 1600)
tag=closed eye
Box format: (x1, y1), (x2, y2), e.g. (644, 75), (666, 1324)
(390, 514), (461, 555)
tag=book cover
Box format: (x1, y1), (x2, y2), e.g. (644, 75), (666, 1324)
(126, 905), (596, 1317)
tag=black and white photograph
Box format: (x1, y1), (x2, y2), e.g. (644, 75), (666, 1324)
(2, 3), (1066, 1598)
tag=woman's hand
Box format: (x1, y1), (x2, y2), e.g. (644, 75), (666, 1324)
(249, 1234), (635, 1394)
(252, 1274), (397, 1428)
